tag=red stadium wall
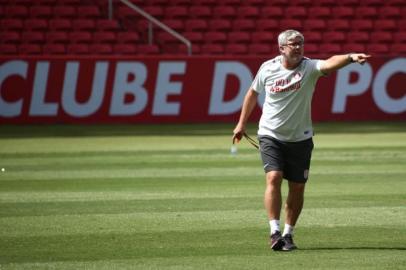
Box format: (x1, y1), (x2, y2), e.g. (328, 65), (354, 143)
(0, 56), (405, 124)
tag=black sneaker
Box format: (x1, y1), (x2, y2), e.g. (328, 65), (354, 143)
(269, 231), (284, 251)
(282, 234), (297, 251)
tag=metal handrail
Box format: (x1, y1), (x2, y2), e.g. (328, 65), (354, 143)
(109, 0), (192, 56)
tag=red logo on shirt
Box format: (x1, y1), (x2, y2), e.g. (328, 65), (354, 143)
(269, 72), (302, 93)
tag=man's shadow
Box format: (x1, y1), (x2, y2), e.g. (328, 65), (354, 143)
(301, 247), (406, 251)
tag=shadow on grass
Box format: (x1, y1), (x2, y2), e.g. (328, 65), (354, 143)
(301, 247), (406, 251)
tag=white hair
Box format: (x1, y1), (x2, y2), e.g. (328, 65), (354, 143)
(278, 29), (304, 46)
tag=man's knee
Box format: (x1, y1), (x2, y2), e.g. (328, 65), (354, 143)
(266, 171), (283, 186)
(288, 181), (306, 194)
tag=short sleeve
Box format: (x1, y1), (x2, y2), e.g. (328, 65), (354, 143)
(251, 64), (265, 93)
(315, 60), (327, 76)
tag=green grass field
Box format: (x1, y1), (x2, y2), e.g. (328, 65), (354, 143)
(0, 122), (405, 270)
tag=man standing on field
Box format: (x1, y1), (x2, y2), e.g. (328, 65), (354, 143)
(232, 29), (370, 251)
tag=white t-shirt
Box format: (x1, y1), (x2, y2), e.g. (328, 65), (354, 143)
(251, 55), (325, 142)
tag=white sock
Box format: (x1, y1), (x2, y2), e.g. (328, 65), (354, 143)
(282, 224), (294, 236)
(269, 219), (280, 235)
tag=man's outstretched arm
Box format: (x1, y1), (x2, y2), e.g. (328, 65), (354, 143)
(320, 53), (371, 75)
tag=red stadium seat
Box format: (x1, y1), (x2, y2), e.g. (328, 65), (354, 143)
(256, 19), (279, 31)
(399, 19), (406, 30)
(2, 31), (21, 43)
(113, 44), (137, 55)
(319, 43), (341, 54)
(342, 43), (366, 52)
(6, 6), (28, 18)
(302, 32), (322, 43)
(30, 6), (52, 18)
(194, 0), (217, 5)
(117, 6), (138, 19)
(263, 0), (289, 6)
(290, 0), (313, 6)
(286, 7), (307, 19)
(77, 6), (101, 19)
(0, 44), (18, 54)
(323, 31), (346, 43)
(43, 44), (66, 54)
(304, 19), (326, 31)
(209, 19), (231, 31)
(184, 32), (204, 43)
(116, 32), (140, 44)
(217, 0), (241, 4)
(46, 31), (69, 43)
(24, 19), (48, 31)
(201, 44), (224, 55)
(67, 44), (89, 54)
(248, 43), (272, 55)
(313, 0), (335, 6)
(327, 19), (350, 31)
(36, 0), (57, 4)
(224, 44), (248, 55)
(6, 0), (35, 4)
(19, 44), (42, 54)
(304, 44), (319, 56)
(370, 32), (392, 43)
(340, 0), (359, 6)
(205, 32), (227, 44)
(49, 19), (72, 31)
(137, 44), (160, 55)
(156, 31), (179, 44)
(213, 6), (237, 19)
(385, 0), (404, 5)
(347, 31), (369, 42)
(142, 6), (164, 18)
(279, 19), (302, 30)
(69, 31), (92, 44)
(350, 19), (373, 31)
(171, 0), (191, 5)
(233, 19), (256, 31)
(251, 31), (275, 43)
(237, 6), (259, 18)
(246, 0), (266, 5)
(290, 0), (314, 7)
(58, 0), (80, 5)
(374, 19), (396, 31)
(355, 7), (377, 19)
(96, 19), (121, 32)
(333, 7), (354, 18)
(165, 6), (188, 19)
(72, 19), (96, 31)
(393, 32), (406, 43)
(390, 44), (406, 55)
(93, 32), (116, 44)
(53, 6), (76, 18)
(359, 0), (383, 6)
(228, 31), (250, 44)
(260, 7), (283, 19)
(307, 7), (331, 19)
(367, 44), (389, 54)
(89, 44), (113, 54)
(1, 19), (24, 31)
(21, 31), (45, 43)
(184, 19), (208, 32)
(189, 6), (212, 19)
(161, 19), (184, 31)
(378, 6), (401, 18)
(161, 43), (191, 55)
